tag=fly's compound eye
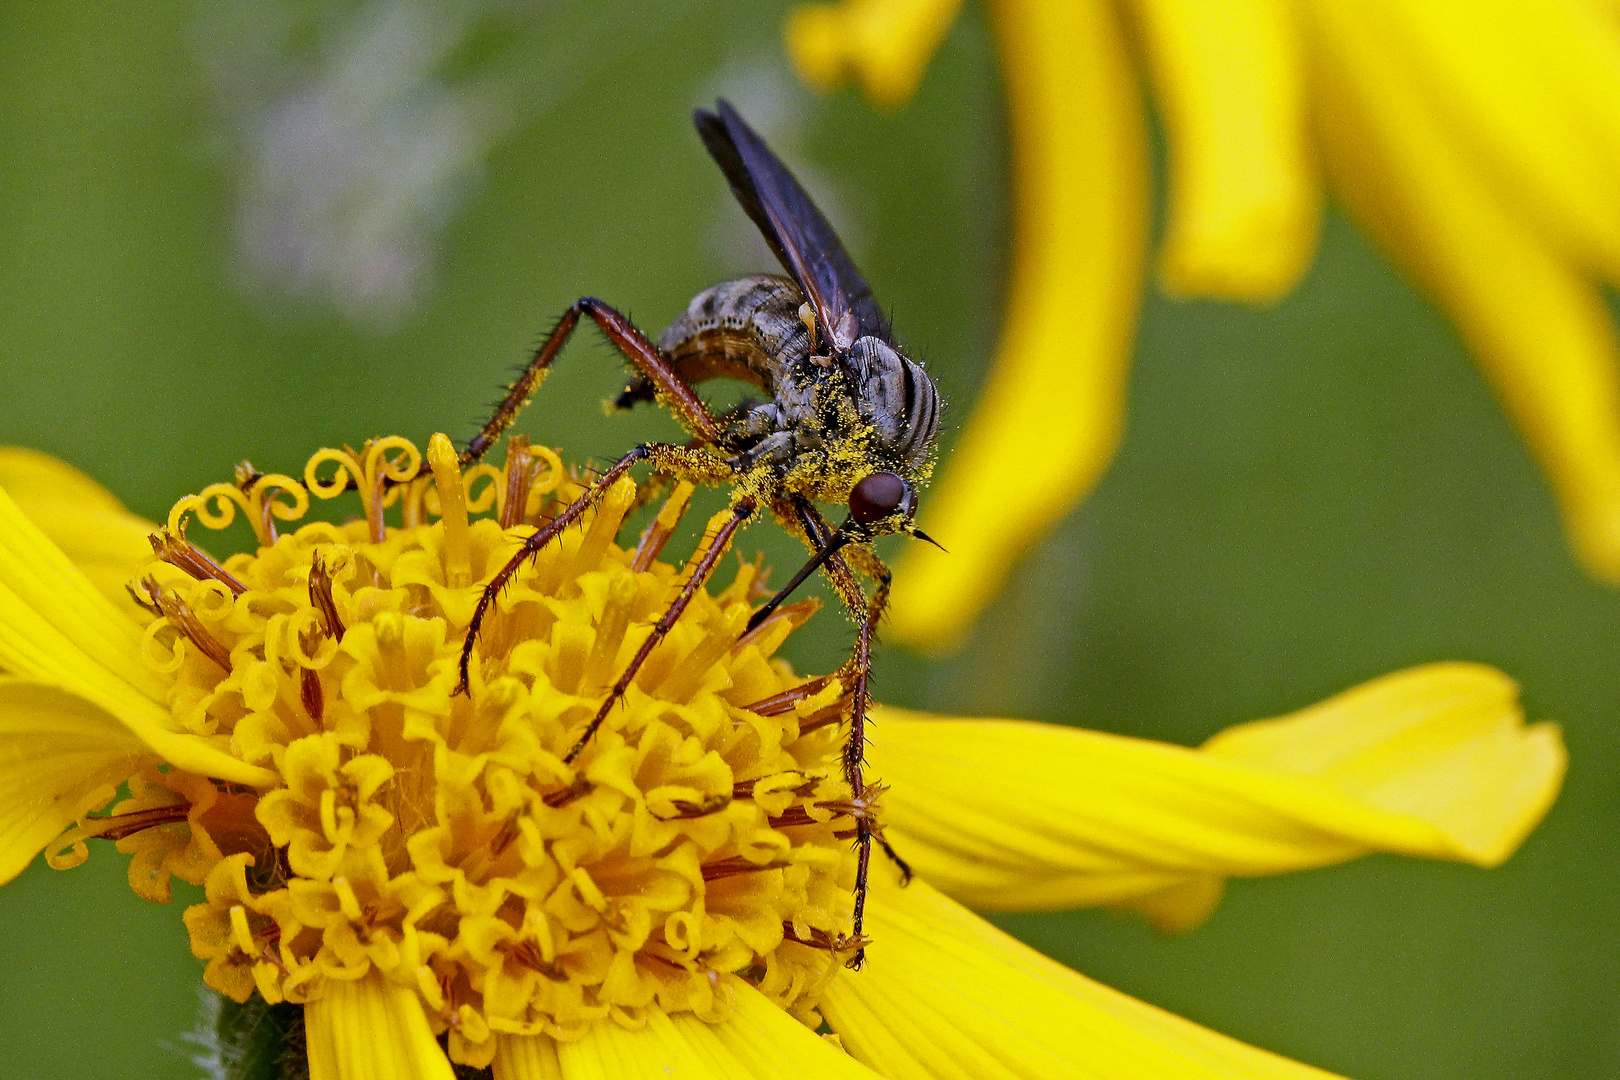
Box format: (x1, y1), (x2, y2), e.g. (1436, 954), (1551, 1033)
(849, 471), (911, 526)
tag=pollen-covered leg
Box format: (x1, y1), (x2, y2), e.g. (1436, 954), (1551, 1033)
(777, 496), (904, 967)
(456, 443), (735, 694)
(462, 296), (725, 465)
(562, 497), (757, 764)
(842, 566), (894, 968)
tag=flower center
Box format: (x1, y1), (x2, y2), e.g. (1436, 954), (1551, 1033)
(91, 434), (864, 1056)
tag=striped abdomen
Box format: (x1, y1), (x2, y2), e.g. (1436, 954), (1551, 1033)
(655, 274), (813, 397)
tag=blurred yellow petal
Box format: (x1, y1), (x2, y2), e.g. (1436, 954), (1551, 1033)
(305, 972), (456, 1080)
(888, 0), (1149, 651)
(0, 482), (165, 704)
(786, 0), (965, 108)
(1311, 0), (1620, 583)
(546, 982), (889, 1079)
(0, 486), (273, 787)
(822, 874), (1342, 1080)
(870, 663), (1561, 928)
(1130, 0), (1319, 300)
(0, 679), (154, 885)
(1343, 0), (1620, 280)
(0, 447), (155, 617)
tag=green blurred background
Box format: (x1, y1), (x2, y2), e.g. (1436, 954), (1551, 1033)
(0, 2), (1612, 1078)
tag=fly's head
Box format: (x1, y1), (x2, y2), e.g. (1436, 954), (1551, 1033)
(824, 335), (938, 544)
(845, 468), (920, 539)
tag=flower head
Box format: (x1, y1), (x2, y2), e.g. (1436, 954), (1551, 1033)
(53, 434), (867, 1060)
(0, 436), (1564, 1077)
(788, 0), (1620, 648)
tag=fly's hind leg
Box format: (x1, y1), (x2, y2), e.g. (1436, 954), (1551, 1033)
(461, 296), (723, 466)
(456, 294), (733, 695)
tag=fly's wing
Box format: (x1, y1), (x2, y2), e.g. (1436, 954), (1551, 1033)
(695, 100), (893, 350)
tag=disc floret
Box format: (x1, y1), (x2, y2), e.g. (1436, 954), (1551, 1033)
(54, 433), (863, 1066)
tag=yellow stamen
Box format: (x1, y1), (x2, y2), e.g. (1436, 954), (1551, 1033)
(632, 480), (696, 572)
(334, 876), (363, 922)
(229, 904), (256, 955)
(501, 437), (536, 529)
(428, 433), (472, 588)
(149, 524), (247, 595)
(583, 572), (640, 692)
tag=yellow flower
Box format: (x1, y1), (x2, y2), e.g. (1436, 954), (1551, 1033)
(0, 438), (1563, 1078)
(789, 0), (1620, 649)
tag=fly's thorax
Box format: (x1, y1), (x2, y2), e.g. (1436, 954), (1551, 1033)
(768, 392), (933, 518)
(844, 336), (940, 472)
(622, 276), (819, 437)
(650, 279), (938, 517)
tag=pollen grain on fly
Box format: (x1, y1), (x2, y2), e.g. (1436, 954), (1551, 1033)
(52, 433), (878, 1058)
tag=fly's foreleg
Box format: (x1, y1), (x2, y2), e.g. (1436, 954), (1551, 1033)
(786, 497), (910, 968)
(462, 297), (723, 466)
(843, 561), (906, 969)
(457, 445), (646, 694)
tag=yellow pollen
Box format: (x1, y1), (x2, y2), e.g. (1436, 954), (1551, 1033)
(96, 433), (865, 1056)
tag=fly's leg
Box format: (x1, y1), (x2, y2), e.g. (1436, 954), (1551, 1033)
(455, 296), (732, 694)
(452, 298), (750, 783)
(844, 566), (890, 969)
(787, 497), (910, 969)
(560, 497), (757, 764)
(798, 511), (910, 891)
(461, 296), (723, 466)
(455, 441), (733, 695)
(457, 444), (643, 694)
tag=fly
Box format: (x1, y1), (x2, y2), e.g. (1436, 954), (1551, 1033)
(452, 100), (942, 965)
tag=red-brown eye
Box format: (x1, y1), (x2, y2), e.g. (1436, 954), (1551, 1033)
(849, 472), (909, 525)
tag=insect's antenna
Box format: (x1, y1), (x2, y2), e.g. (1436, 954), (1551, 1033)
(745, 524), (856, 633)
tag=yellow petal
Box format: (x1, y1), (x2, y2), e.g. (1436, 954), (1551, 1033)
(552, 984), (883, 1079)
(1202, 662), (1564, 866)
(1130, 0), (1319, 300)
(1310, 0), (1620, 584)
(887, 0), (1149, 651)
(554, 1009), (718, 1079)
(822, 874), (1343, 1080)
(0, 679), (155, 884)
(0, 487), (275, 787)
(305, 972), (456, 1080)
(0, 481), (167, 703)
(494, 1035), (564, 1080)
(0, 448), (155, 617)
(785, 0), (966, 109)
(670, 980), (884, 1079)
(869, 663), (1561, 927)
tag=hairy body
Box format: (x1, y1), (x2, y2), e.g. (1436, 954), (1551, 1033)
(618, 273), (940, 488)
